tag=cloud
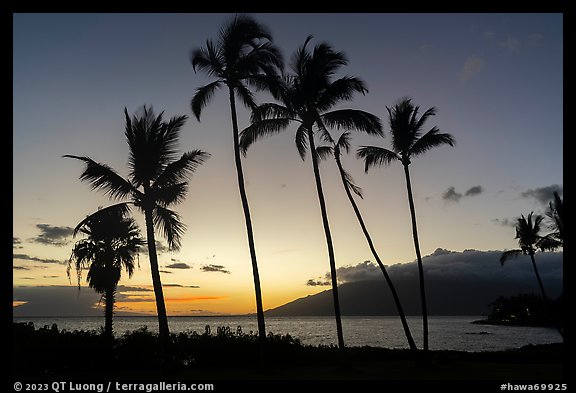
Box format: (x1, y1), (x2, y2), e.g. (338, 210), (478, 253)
(200, 264), (231, 274)
(521, 185), (562, 206)
(442, 187), (462, 202)
(491, 218), (517, 227)
(30, 224), (74, 246)
(465, 185), (483, 197)
(13, 237), (23, 249)
(165, 263), (191, 269)
(142, 240), (169, 254)
(308, 248), (563, 289)
(164, 284), (200, 288)
(13, 266), (31, 270)
(306, 279), (330, 287)
(459, 56), (485, 83)
(498, 35), (521, 52)
(13, 254), (66, 265)
(442, 185), (484, 203)
(159, 270), (173, 274)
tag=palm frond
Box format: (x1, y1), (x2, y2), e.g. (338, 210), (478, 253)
(63, 155), (134, 201)
(234, 83), (258, 111)
(153, 205), (186, 251)
(321, 109), (383, 136)
(316, 76), (368, 111)
(410, 127), (455, 158)
(295, 124), (309, 161)
(250, 103), (293, 122)
(190, 39), (223, 76)
(72, 203), (132, 238)
(356, 146), (399, 172)
(316, 145), (334, 161)
(154, 182), (189, 207)
(191, 81), (223, 121)
(500, 249), (524, 265)
(536, 235), (562, 252)
(240, 118), (291, 155)
(341, 166), (363, 199)
(153, 150), (210, 189)
(336, 131), (352, 154)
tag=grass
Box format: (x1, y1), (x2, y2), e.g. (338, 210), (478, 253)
(12, 322), (565, 381)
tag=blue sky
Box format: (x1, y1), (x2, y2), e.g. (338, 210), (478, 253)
(13, 13), (563, 315)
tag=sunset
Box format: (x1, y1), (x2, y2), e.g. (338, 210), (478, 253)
(13, 12), (564, 384)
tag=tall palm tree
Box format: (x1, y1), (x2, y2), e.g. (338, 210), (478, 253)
(240, 36), (383, 349)
(316, 132), (418, 352)
(357, 97), (455, 352)
(64, 106), (209, 351)
(68, 204), (143, 340)
(190, 14), (283, 341)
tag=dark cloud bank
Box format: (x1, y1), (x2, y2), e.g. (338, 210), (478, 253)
(269, 248), (563, 316)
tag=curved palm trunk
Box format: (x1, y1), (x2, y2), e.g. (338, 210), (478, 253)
(104, 285), (115, 340)
(529, 252), (563, 337)
(309, 133), (345, 349)
(403, 163), (429, 352)
(529, 253), (549, 302)
(228, 87), (266, 342)
(143, 205), (170, 352)
(335, 154), (417, 352)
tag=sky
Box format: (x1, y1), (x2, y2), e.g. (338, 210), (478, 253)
(12, 13), (563, 316)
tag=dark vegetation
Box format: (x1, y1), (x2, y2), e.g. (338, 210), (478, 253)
(473, 293), (563, 328)
(12, 322), (563, 380)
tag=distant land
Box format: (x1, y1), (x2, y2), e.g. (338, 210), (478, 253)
(265, 248), (562, 316)
(264, 276), (562, 316)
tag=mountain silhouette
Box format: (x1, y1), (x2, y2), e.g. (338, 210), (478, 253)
(265, 276), (562, 316)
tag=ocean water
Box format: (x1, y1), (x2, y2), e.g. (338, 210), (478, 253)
(13, 315), (562, 352)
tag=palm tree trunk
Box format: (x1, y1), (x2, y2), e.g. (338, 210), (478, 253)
(104, 286), (115, 340)
(529, 253), (549, 302)
(335, 153), (417, 352)
(308, 132), (345, 349)
(228, 87), (266, 342)
(403, 163), (429, 352)
(143, 205), (170, 352)
(529, 252), (563, 337)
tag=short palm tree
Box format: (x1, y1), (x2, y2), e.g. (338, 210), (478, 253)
(357, 97), (455, 352)
(65, 106), (209, 352)
(190, 14), (283, 341)
(68, 204), (143, 340)
(500, 212), (560, 304)
(240, 36), (383, 349)
(317, 132), (418, 352)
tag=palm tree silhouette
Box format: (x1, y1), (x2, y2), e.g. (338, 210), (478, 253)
(68, 204), (143, 340)
(316, 132), (417, 352)
(64, 106), (209, 352)
(240, 36), (382, 349)
(357, 97), (455, 352)
(500, 212), (560, 305)
(190, 14), (283, 342)
(500, 212), (563, 337)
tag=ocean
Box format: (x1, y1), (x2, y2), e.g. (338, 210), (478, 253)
(13, 315), (562, 352)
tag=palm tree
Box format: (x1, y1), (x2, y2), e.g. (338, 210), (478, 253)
(357, 97), (455, 352)
(500, 212), (559, 304)
(240, 36), (383, 349)
(316, 132), (418, 352)
(190, 14), (283, 342)
(64, 106), (209, 352)
(68, 204), (143, 340)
